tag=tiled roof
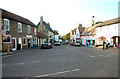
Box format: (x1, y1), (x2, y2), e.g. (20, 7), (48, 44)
(38, 32), (47, 38)
(37, 21), (54, 33)
(97, 17), (120, 27)
(43, 21), (54, 33)
(82, 27), (91, 35)
(1, 9), (36, 27)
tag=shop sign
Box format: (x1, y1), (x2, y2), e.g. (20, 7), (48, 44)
(26, 35), (32, 38)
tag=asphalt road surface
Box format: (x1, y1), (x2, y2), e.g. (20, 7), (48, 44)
(2, 45), (118, 77)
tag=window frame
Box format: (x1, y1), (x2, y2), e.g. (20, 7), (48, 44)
(23, 37), (27, 45)
(4, 19), (10, 31)
(34, 37), (37, 44)
(3, 35), (11, 43)
(34, 27), (37, 35)
(18, 23), (22, 33)
(27, 25), (31, 34)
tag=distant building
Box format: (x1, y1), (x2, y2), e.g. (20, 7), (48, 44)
(81, 23), (100, 47)
(0, 8), (38, 51)
(37, 16), (54, 46)
(70, 24), (85, 43)
(96, 17), (120, 47)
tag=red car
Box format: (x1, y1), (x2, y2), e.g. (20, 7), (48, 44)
(70, 42), (73, 45)
(63, 42), (66, 45)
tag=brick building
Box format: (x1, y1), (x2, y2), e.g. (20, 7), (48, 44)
(1, 9), (38, 51)
(37, 16), (54, 46)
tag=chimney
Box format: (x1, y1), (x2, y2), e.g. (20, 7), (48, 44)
(78, 24), (82, 27)
(92, 16), (95, 26)
(48, 22), (50, 26)
(40, 16), (43, 25)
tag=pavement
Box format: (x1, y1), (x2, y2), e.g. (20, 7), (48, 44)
(1, 47), (41, 56)
(1, 44), (119, 78)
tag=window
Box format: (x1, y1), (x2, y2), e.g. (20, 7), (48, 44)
(34, 27), (37, 35)
(28, 25), (31, 34)
(34, 37), (37, 44)
(18, 23), (22, 33)
(108, 26), (109, 31)
(3, 35), (11, 43)
(4, 19), (10, 31)
(115, 26), (117, 30)
(100, 27), (102, 32)
(23, 37), (27, 45)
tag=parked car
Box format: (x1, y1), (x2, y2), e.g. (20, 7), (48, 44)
(41, 42), (52, 49)
(70, 42), (73, 45)
(63, 42), (66, 45)
(55, 41), (61, 46)
(74, 41), (81, 46)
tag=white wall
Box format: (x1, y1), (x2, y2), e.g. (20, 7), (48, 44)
(97, 24), (118, 38)
(118, 23), (120, 36)
(96, 23), (119, 45)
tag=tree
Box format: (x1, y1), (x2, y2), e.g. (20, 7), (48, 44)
(61, 32), (71, 41)
(53, 30), (59, 35)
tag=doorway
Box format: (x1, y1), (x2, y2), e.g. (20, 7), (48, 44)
(28, 39), (30, 48)
(12, 38), (17, 51)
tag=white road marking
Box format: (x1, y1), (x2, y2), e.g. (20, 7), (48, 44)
(0, 64), (6, 67)
(35, 68), (80, 77)
(31, 61), (41, 63)
(13, 63), (24, 65)
(80, 52), (95, 58)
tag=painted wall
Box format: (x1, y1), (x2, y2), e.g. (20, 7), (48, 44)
(118, 23), (120, 36)
(96, 23), (119, 45)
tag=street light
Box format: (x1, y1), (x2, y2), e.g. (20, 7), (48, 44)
(92, 16), (95, 26)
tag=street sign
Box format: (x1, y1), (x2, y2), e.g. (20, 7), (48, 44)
(2, 29), (6, 36)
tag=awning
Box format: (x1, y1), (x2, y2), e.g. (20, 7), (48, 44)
(38, 32), (47, 38)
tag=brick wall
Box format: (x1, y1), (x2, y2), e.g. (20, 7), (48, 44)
(2, 18), (38, 51)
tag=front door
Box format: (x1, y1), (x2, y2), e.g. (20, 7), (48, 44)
(12, 38), (17, 51)
(18, 38), (22, 49)
(28, 39), (30, 48)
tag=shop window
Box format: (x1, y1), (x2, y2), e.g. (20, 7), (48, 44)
(3, 35), (11, 43)
(34, 38), (37, 44)
(23, 37), (27, 45)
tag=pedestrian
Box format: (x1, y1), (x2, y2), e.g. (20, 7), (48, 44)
(113, 41), (116, 48)
(106, 40), (109, 49)
(87, 41), (89, 47)
(103, 41), (106, 50)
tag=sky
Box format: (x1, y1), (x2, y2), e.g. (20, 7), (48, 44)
(0, 0), (119, 36)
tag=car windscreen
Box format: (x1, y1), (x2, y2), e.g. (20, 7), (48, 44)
(56, 41), (60, 43)
(43, 43), (49, 45)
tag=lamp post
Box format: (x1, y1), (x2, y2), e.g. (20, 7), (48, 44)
(92, 16), (95, 26)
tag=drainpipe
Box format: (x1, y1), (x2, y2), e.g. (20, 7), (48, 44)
(0, 9), (2, 51)
(0, 8), (2, 79)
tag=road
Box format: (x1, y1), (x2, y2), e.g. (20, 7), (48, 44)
(2, 45), (118, 77)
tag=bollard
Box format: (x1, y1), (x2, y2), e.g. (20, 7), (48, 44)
(7, 46), (10, 55)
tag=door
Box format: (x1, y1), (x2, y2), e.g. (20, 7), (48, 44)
(28, 39), (30, 48)
(18, 38), (22, 49)
(12, 38), (17, 51)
